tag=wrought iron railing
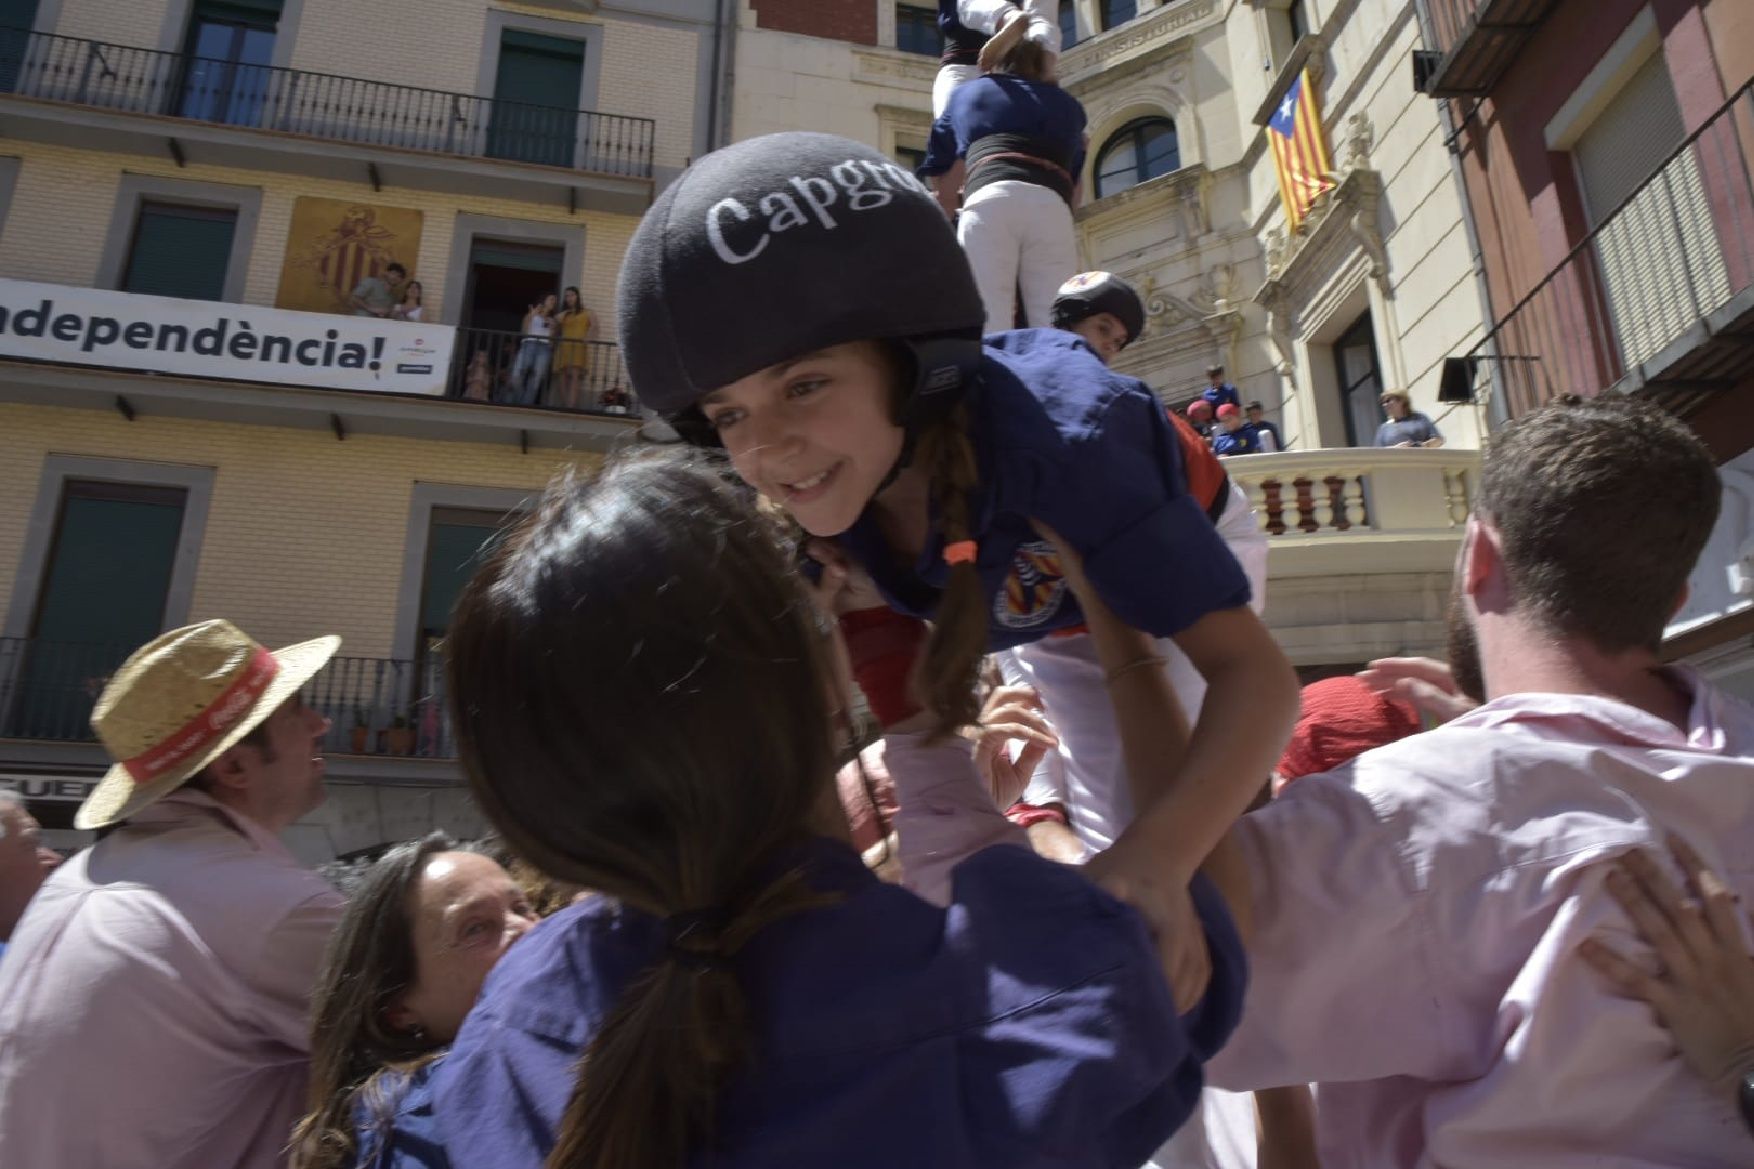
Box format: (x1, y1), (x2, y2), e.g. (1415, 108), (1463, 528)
(1418, 0), (1559, 97)
(449, 328), (638, 416)
(1461, 79), (1754, 418)
(0, 27), (655, 178)
(0, 638), (458, 759)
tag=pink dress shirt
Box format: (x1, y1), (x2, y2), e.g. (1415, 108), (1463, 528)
(0, 789), (344, 1169)
(1207, 667), (1754, 1166)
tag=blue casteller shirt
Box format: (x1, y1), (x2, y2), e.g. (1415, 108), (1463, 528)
(1201, 382), (1242, 411)
(841, 330), (1252, 651)
(431, 839), (1246, 1169)
(350, 1061), (446, 1169)
(1212, 425), (1261, 457)
(920, 75), (1088, 179)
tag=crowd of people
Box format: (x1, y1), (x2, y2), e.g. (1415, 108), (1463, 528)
(0, 8), (1750, 1164)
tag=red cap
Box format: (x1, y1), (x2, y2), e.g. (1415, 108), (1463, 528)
(1187, 400), (1214, 420)
(1275, 676), (1421, 789)
(1215, 403), (1240, 419)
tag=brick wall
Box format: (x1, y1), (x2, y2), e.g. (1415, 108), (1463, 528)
(750, 0), (879, 46)
(0, 405), (601, 658)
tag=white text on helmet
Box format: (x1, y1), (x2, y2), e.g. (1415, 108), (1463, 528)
(706, 158), (931, 265)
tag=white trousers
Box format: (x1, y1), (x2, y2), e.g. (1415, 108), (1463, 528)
(957, 180), (1079, 332)
(1000, 479), (1269, 1169)
(931, 0), (1063, 117)
(1007, 480), (1269, 851)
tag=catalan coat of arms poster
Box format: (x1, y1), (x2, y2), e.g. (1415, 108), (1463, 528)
(274, 198), (424, 314)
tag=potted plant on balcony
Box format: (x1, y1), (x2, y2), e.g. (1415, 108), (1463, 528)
(383, 709), (416, 757)
(349, 708), (371, 755)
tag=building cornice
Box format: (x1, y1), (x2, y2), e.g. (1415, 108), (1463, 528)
(853, 48), (937, 90)
(1060, 0), (1222, 88)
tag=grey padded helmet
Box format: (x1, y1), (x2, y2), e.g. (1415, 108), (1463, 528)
(616, 131), (987, 445)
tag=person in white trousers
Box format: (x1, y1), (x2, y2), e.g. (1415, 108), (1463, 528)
(931, 0), (1064, 118)
(920, 36), (1087, 332)
(1001, 272), (1272, 1169)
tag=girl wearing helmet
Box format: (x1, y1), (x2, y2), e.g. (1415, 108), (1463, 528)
(618, 132), (1298, 970)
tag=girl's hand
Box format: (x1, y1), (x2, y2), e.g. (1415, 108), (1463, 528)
(1579, 836), (1754, 1106)
(1087, 844), (1211, 1012)
(803, 539), (887, 617)
(972, 684), (1057, 809)
(1357, 656), (1479, 724)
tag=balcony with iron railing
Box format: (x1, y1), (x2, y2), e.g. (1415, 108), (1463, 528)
(1456, 79), (1754, 421)
(1416, 0), (1562, 98)
(447, 329), (637, 417)
(0, 27), (655, 205)
(0, 638), (459, 760)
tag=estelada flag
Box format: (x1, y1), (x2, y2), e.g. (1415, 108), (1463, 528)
(1267, 68), (1336, 231)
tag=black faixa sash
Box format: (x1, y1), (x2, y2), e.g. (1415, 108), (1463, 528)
(964, 133), (1075, 206)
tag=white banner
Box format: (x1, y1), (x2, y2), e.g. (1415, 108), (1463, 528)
(0, 277), (456, 396)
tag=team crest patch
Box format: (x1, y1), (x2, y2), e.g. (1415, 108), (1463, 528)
(994, 540), (1069, 630)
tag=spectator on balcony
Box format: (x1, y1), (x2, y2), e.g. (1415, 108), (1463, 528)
(1211, 403), (1260, 457)
(351, 262), (409, 319)
(1201, 364), (1241, 413)
(1204, 395), (1754, 1166)
(551, 287), (592, 410)
(1186, 398), (1215, 440)
(291, 833), (538, 1169)
(462, 350), (492, 403)
(0, 793), (60, 960)
(1246, 400), (1284, 452)
(919, 36), (1086, 332)
(392, 280), (426, 324)
(1374, 390), (1444, 448)
(507, 293), (558, 408)
(0, 619), (346, 1169)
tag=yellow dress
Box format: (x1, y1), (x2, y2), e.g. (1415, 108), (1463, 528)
(552, 309), (591, 372)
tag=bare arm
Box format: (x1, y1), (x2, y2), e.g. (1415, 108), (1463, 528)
(933, 159), (966, 219)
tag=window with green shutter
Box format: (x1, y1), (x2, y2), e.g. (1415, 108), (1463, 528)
(487, 29), (585, 168)
(120, 201), (237, 301)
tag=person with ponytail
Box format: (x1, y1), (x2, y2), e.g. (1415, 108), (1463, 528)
(617, 131), (1299, 1000)
(417, 450), (1246, 1168)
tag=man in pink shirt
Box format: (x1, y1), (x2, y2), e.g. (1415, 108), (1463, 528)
(0, 619), (346, 1169)
(1207, 395), (1754, 1164)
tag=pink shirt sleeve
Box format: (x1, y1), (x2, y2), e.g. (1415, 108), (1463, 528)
(247, 890), (346, 1052)
(1205, 770), (1457, 1090)
(884, 730), (1029, 908)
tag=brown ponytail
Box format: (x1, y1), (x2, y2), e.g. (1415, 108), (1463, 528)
(910, 405), (989, 740)
(445, 453), (850, 1169)
(545, 872), (835, 1169)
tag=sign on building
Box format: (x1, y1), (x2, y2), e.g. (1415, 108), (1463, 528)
(0, 277), (455, 396)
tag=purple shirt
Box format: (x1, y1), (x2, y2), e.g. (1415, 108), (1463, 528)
(432, 736), (1248, 1169)
(0, 790), (343, 1169)
(1208, 668), (1754, 1166)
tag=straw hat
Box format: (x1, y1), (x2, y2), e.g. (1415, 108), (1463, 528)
(76, 620), (340, 831)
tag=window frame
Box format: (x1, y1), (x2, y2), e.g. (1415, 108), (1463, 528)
(120, 200), (240, 301)
(1093, 116), (1182, 200)
(391, 483), (536, 663)
(1100, 0), (1138, 32)
(895, 3), (940, 57)
(96, 174), (262, 303)
(2, 455), (215, 643)
(1333, 310), (1385, 447)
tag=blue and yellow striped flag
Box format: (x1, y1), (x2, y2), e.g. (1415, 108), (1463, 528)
(1267, 68), (1336, 231)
